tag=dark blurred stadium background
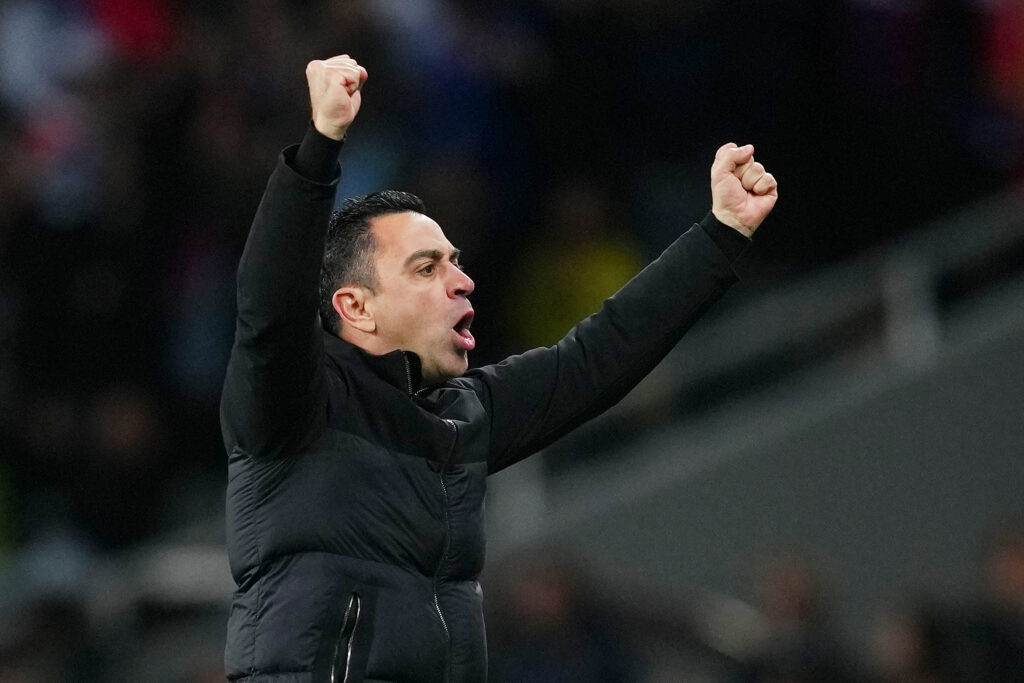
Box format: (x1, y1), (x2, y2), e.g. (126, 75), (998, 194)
(1, 1), (1023, 681)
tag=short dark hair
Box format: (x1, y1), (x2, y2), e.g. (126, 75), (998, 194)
(318, 190), (427, 332)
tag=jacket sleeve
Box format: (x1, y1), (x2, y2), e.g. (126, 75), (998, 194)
(220, 133), (341, 459)
(472, 213), (749, 474)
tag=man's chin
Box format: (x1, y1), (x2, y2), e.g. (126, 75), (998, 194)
(448, 349), (471, 375)
(447, 352), (470, 378)
(422, 353), (469, 385)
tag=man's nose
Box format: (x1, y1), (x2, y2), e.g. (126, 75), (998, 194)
(449, 266), (474, 298)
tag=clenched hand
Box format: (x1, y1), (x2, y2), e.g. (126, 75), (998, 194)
(710, 143), (778, 237)
(306, 55), (368, 141)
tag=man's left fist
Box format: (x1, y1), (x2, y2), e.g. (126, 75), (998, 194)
(710, 143), (779, 237)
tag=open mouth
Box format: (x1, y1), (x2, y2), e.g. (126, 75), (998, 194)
(453, 311), (475, 351)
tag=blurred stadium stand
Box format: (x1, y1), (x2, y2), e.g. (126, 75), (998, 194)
(486, 187), (1024, 680)
(2, 0), (1023, 680)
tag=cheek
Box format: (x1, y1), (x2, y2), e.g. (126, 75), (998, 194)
(383, 290), (446, 337)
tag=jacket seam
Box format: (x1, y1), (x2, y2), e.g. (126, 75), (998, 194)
(243, 449), (265, 677)
(246, 547), (447, 583)
(232, 667), (319, 675)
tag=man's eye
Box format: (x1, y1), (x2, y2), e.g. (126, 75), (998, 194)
(453, 262), (465, 272)
(419, 264), (434, 275)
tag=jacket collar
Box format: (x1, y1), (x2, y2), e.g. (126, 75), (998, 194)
(323, 331), (424, 395)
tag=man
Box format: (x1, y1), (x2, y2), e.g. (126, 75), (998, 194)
(221, 55), (777, 683)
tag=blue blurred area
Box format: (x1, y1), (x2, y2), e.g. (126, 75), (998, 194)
(0, 0), (1022, 680)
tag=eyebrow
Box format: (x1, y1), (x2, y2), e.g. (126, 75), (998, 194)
(404, 248), (461, 268)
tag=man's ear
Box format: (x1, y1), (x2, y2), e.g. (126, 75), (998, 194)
(333, 286), (376, 333)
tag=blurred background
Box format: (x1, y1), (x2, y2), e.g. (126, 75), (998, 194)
(1, 0), (1023, 681)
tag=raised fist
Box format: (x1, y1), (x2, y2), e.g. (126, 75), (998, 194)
(710, 143), (778, 237)
(306, 55), (368, 141)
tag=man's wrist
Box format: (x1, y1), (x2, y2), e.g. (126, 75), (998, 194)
(711, 207), (756, 238)
(293, 121), (345, 182)
(313, 118), (348, 142)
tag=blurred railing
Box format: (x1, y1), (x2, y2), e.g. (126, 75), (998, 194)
(649, 186), (1024, 422)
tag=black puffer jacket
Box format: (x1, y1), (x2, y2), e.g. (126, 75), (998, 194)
(221, 129), (748, 682)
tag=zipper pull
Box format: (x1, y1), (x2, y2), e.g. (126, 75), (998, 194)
(441, 419), (458, 473)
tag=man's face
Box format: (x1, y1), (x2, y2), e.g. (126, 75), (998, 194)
(367, 212), (475, 385)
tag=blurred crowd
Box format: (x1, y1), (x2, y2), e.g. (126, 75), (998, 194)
(487, 520), (1024, 682)
(1, 522), (1022, 681)
(0, 0), (1023, 681)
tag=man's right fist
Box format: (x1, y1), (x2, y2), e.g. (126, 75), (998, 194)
(306, 55), (368, 141)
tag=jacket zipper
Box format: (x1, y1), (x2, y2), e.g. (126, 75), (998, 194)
(402, 352), (414, 395)
(405, 352), (454, 681)
(433, 418), (457, 683)
(330, 593), (362, 683)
